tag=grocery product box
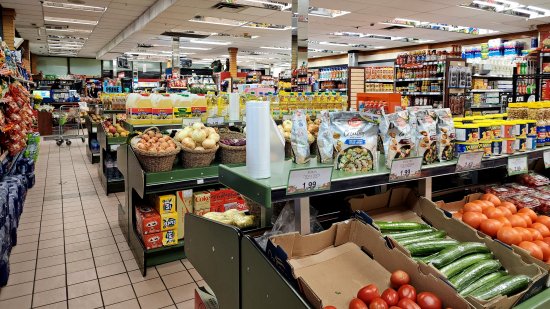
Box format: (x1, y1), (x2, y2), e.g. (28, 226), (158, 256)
(176, 189), (193, 240)
(156, 194), (176, 214)
(349, 188), (547, 309)
(161, 212), (178, 231)
(436, 193), (550, 273)
(266, 219), (469, 309)
(209, 189), (247, 212)
(193, 191), (211, 216)
(194, 286), (218, 309)
(136, 206), (161, 235)
(162, 229), (178, 246)
(142, 232), (162, 250)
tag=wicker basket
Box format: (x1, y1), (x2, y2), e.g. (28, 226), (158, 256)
(181, 145), (219, 168)
(131, 127), (181, 173)
(219, 131), (246, 164)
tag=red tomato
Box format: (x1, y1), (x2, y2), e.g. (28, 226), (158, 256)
(500, 202), (517, 214)
(480, 219), (503, 237)
(496, 206), (513, 217)
(531, 223), (550, 237)
(507, 215), (528, 228)
(516, 213), (533, 226)
(370, 298), (389, 309)
(534, 240), (550, 260)
(519, 241), (544, 260)
(536, 215), (550, 230)
(416, 292), (442, 309)
(358, 284), (380, 305)
(397, 285), (417, 302)
(463, 203), (483, 213)
(518, 208), (538, 222)
(381, 288), (399, 306)
(481, 193), (501, 206)
(497, 226), (522, 245)
(495, 216), (512, 227)
(324, 307), (337, 309)
(398, 298), (421, 309)
(390, 270), (410, 288)
(389, 307), (403, 309)
(350, 298), (369, 309)
(526, 228), (544, 241)
(462, 212), (484, 229)
(514, 227), (533, 242)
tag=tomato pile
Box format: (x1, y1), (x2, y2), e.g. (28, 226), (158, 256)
(455, 193), (550, 263)
(323, 270), (444, 309)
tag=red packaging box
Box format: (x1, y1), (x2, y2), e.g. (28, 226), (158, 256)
(141, 232), (163, 250)
(136, 206), (161, 235)
(209, 189), (247, 212)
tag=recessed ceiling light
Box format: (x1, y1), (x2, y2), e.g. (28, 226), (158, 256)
(260, 46), (290, 50)
(460, 1), (550, 19)
(189, 39), (231, 46)
(331, 32), (432, 44)
(179, 46), (212, 50)
(380, 18), (497, 35)
(189, 16), (290, 30)
(44, 16), (98, 25)
(44, 27), (93, 34)
(43, 1), (106, 13)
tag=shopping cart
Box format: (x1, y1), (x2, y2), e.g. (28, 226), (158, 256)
(53, 104), (86, 146)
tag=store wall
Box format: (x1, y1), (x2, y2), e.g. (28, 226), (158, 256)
(69, 58), (101, 76)
(36, 56), (101, 76)
(36, 56), (68, 76)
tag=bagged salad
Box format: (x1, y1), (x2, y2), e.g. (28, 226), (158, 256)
(380, 110), (414, 168)
(435, 108), (456, 161)
(330, 112), (378, 173)
(412, 109), (439, 165)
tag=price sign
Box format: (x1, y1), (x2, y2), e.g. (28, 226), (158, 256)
(206, 117), (224, 126)
(287, 167), (333, 195)
(111, 144), (120, 152)
(104, 85), (122, 93)
(507, 155), (528, 176)
(182, 117), (202, 127)
(282, 115), (292, 121)
(389, 157), (423, 182)
(544, 151), (550, 169)
(92, 127), (97, 133)
(456, 151), (484, 173)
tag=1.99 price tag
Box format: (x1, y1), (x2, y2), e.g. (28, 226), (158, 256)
(507, 155), (528, 176)
(389, 157), (423, 182)
(287, 167), (333, 195)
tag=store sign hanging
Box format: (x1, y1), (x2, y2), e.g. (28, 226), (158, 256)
(544, 151), (550, 169)
(507, 155), (528, 176)
(287, 167), (332, 195)
(456, 151), (484, 173)
(389, 157), (423, 182)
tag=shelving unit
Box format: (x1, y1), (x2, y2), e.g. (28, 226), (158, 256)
(84, 116), (100, 164)
(97, 124), (125, 195)
(187, 147), (550, 309)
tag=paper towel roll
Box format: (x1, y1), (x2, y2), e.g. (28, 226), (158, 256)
(229, 93), (240, 121)
(246, 101), (271, 179)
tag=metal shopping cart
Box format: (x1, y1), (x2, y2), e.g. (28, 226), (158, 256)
(53, 104), (86, 146)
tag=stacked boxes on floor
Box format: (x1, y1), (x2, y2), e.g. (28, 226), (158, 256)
(136, 194), (179, 250)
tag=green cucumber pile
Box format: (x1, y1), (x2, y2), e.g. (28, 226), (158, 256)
(376, 221), (531, 300)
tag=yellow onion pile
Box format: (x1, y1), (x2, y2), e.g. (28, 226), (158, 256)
(174, 122), (220, 151)
(136, 130), (177, 154)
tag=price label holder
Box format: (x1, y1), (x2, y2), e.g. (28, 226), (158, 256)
(507, 155), (528, 176)
(389, 157), (423, 182)
(182, 117), (202, 127)
(456, 151), (484, 173)
(111, 144), (120, 152)
(92, 127), (97, 133)
(544, 151), (550, 169)
(282, 115), (292, 121)
(206, 117), (225, 126)
(286, 166), (333, 195)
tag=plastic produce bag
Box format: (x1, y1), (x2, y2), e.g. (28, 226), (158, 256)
(256, 202), (323, 251)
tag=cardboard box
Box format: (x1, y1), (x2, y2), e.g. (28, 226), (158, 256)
(435, 193), (550, 275)
(193, 191), (211, 216)
(156, 194), (176, 214)
(209, 189), (247, 212)
(162, 229), (178, 246)
(161, 212), (178, 231)
(176, 189), (193, 240)
(136, 206), (161, 235)
(141, 232), (162, 250)
(194, 286), (218, 309)
(266, 219), (469, 309)
(348, 188), (547, 309)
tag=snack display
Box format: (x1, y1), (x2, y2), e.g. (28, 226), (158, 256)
(380, 110), (414, 168)
(412, 109), (439, 164)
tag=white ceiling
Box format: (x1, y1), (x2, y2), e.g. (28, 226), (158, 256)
(3, 0), (550, 67)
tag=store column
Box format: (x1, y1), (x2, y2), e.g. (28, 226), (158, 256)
(228, 47), (238, 78)
(348, 50), (359, 67)
(172, 37), (180, 78)
(291, 0), (309, 70)
(21, 40), (31, 73)
(1, 8), (16, 49)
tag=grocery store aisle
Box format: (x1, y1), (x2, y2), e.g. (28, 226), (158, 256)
(0, 140), (203, 309)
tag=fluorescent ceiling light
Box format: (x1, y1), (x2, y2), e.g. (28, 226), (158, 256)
(331, 32), (430, 43)
(319, 41), (348, 47)
(179, 46), (211, 50)
(44, 16), (98, 25)
(381, 18), (497, 34)
(44, 27), (93, 34)
(42, 1), (106, 13)
(460, 1), (550, 19)
(189, 39), (231, 45)
(221, 1), (348, 18)
(220, 54), (229, 57)
(189, 16), (290, 30)
(308, 7), (350, 18)
(260, 46), (290, 50)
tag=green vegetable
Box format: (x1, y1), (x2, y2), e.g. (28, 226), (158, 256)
(439, 253), (494, 278)
(397, 231), (447, 246)
(450, 260), (502, 292)
(417, 252), (441, 264)
(383, 228), (435, 239)
(460, 271), (507, 296)
(470, 275), (531, 300)
(404, 239), (460, 256)
(431, 242), (491, 268)
(376, 221), (429, 231)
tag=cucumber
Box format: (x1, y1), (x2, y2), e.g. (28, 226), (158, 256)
(404, 239), (460, 256)
(460, 271), (507, 296)
(439, 253), (494, 278)
(376, 221), (429, 231)
(397, 231), (447, 246)
(470, 275), (531, 300)
(383, 228), (435, 239)
(450, 260), (502, 292)
(417, 252), (441, 264)
(431, 242), (491, 268)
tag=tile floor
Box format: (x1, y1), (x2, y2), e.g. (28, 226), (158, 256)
(0, 140), (205, 309)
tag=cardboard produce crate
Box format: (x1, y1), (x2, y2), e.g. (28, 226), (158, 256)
(266, 219), (469, 309)
(436, 193), (550, 277)
(348, 188), (547, 309)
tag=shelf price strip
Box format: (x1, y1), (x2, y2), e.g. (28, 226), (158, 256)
(286, 166), (333, 195)
(389, 157), (423, 182)
(544, 150), (550, 169)
(507, 155), (528, 176)
(456, 151), (484, 173)
(206, 117), (225, 126)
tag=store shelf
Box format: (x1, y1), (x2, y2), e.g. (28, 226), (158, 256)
(121, 121), (182, 132)
(318, 78), (347, 82)
(365, 79), (394, 83)
(396, 77), (444, 82)
(102, 109), (126, 114)
(395, 61), (444, 68)
(401, 91), (443, 96)
(473, 74), (513, 79)
(470, 105), (502, 109)
(470, 89), (507, 93)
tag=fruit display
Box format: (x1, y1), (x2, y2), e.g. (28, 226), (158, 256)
(278, 117), (319, 143)
(377, 221), (531, 300)
(453, 193), (550, 264)
(134, 130), (178, 154)
(174, 123), (220, 151)
(88, 113), (103, 123)
(102, 120), (129, 138)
